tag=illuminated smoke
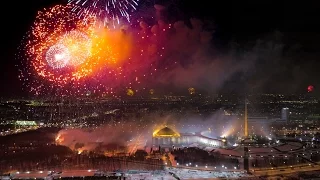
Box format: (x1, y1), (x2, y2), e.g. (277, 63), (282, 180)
(56, 110), (248, 153)
(56, 123), (149, 153)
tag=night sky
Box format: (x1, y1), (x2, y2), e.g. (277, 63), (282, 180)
(1, 0), (320, 97)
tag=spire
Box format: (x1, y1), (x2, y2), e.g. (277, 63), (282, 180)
(244, 98), (248, 137)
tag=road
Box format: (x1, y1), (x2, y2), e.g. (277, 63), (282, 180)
(251, 163), (320, 176)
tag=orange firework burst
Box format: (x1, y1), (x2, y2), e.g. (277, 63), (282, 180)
(19, 4), (133, 96)
(18, 4), (169, 97)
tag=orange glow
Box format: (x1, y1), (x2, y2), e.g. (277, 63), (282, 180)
(188, 87), (195, 95)
(149, 89), (155, 95)
(78, 149), (83, 154)
(97, 28), (132, 66)
(55, 134), (64, 144)
(80, 28), (132, 75)
(55, 134), (60, 142)
(126, 88), (134, 96)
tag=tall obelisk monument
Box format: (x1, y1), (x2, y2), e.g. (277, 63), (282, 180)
(244, 98), (248, 137)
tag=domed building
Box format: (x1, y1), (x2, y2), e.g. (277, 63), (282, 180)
(152, 126), (226, 148)
(153, 127), (180, 137)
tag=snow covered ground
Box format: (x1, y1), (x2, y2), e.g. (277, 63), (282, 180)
(165, 167), (249, 179)
(125, 167), (250, 180)
(126, 171), (175, 180)
(9, 167), (250, 180)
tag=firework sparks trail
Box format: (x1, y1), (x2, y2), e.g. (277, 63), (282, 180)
(68, 0), (140, 27)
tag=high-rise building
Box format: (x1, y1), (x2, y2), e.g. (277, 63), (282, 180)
(281, 107), (289, 122)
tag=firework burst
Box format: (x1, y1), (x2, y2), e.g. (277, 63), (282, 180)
(46, 44), (71, 69)
(18, 4), (143, 97)
(58, 30), (92, 67)
(18, 5), (103, 95)
(18, 4), (174, 97)
(68, 0), (139, 27)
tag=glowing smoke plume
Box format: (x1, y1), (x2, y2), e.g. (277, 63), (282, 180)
(56, 110), (247, 153)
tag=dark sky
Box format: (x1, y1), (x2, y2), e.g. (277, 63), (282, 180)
(1, 0), (320, 97)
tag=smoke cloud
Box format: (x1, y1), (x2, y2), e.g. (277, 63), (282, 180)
(56, 122), (150, 153)
(56, 109), (245, 152)
(132, 5), (320, 95)
(239, 31), (320, 95)
(133, 5), (254, 94)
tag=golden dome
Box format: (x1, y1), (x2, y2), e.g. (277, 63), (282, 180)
(153, 127), (180, 137)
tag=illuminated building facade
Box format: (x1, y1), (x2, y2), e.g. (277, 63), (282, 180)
(152, 127), (226, 148)
(14, 120), (37, 126)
